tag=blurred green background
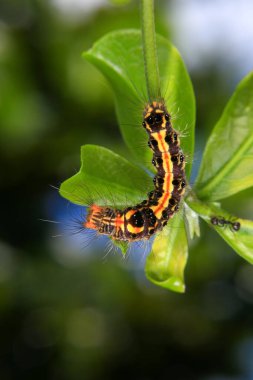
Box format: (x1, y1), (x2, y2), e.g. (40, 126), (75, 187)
(1, 0), (253, 379)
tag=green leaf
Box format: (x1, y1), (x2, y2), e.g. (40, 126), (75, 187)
(195, 72), (253, 201)
(84, 29), (195, 178)
(186, 196), (253, 264)
(184, 202), (200, 240)
(60, 145), (152, 206)
(145, 213), (188, 293)
(112, 239), (129, 256)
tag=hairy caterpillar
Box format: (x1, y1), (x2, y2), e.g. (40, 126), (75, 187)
(85, 100), (186, 242)
(210, 216), (241, 232)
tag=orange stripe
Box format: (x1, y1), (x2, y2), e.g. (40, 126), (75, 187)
(115, 214), (124, 227)
(157, 133), (171, 174)
(154, 192), (169, 215)
(153, 132), (172, 214)
(127, 226), (144, 234)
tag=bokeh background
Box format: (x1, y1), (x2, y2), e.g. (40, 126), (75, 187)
(1, 0), (253, 379)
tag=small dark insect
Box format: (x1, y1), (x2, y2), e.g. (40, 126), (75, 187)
(210, 216), (241, 232)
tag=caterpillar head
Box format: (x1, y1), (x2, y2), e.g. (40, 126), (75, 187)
(142, 101), (170, 132)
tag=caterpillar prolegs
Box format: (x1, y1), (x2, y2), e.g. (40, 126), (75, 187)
(85, 100), (186, 242)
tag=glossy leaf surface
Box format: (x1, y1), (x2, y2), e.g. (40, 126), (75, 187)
(60, 145), (152, 206)
(145, 213), (188, 293)
(195, 72), (253, 201)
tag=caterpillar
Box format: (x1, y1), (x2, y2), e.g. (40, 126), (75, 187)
(85, 100), (186, 242)
(210, 216), (241, 232)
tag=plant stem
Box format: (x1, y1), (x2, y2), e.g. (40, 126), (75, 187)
(140, 0), (161, 101)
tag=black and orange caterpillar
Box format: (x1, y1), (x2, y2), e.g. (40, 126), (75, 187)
(85, 100), (186, 242)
